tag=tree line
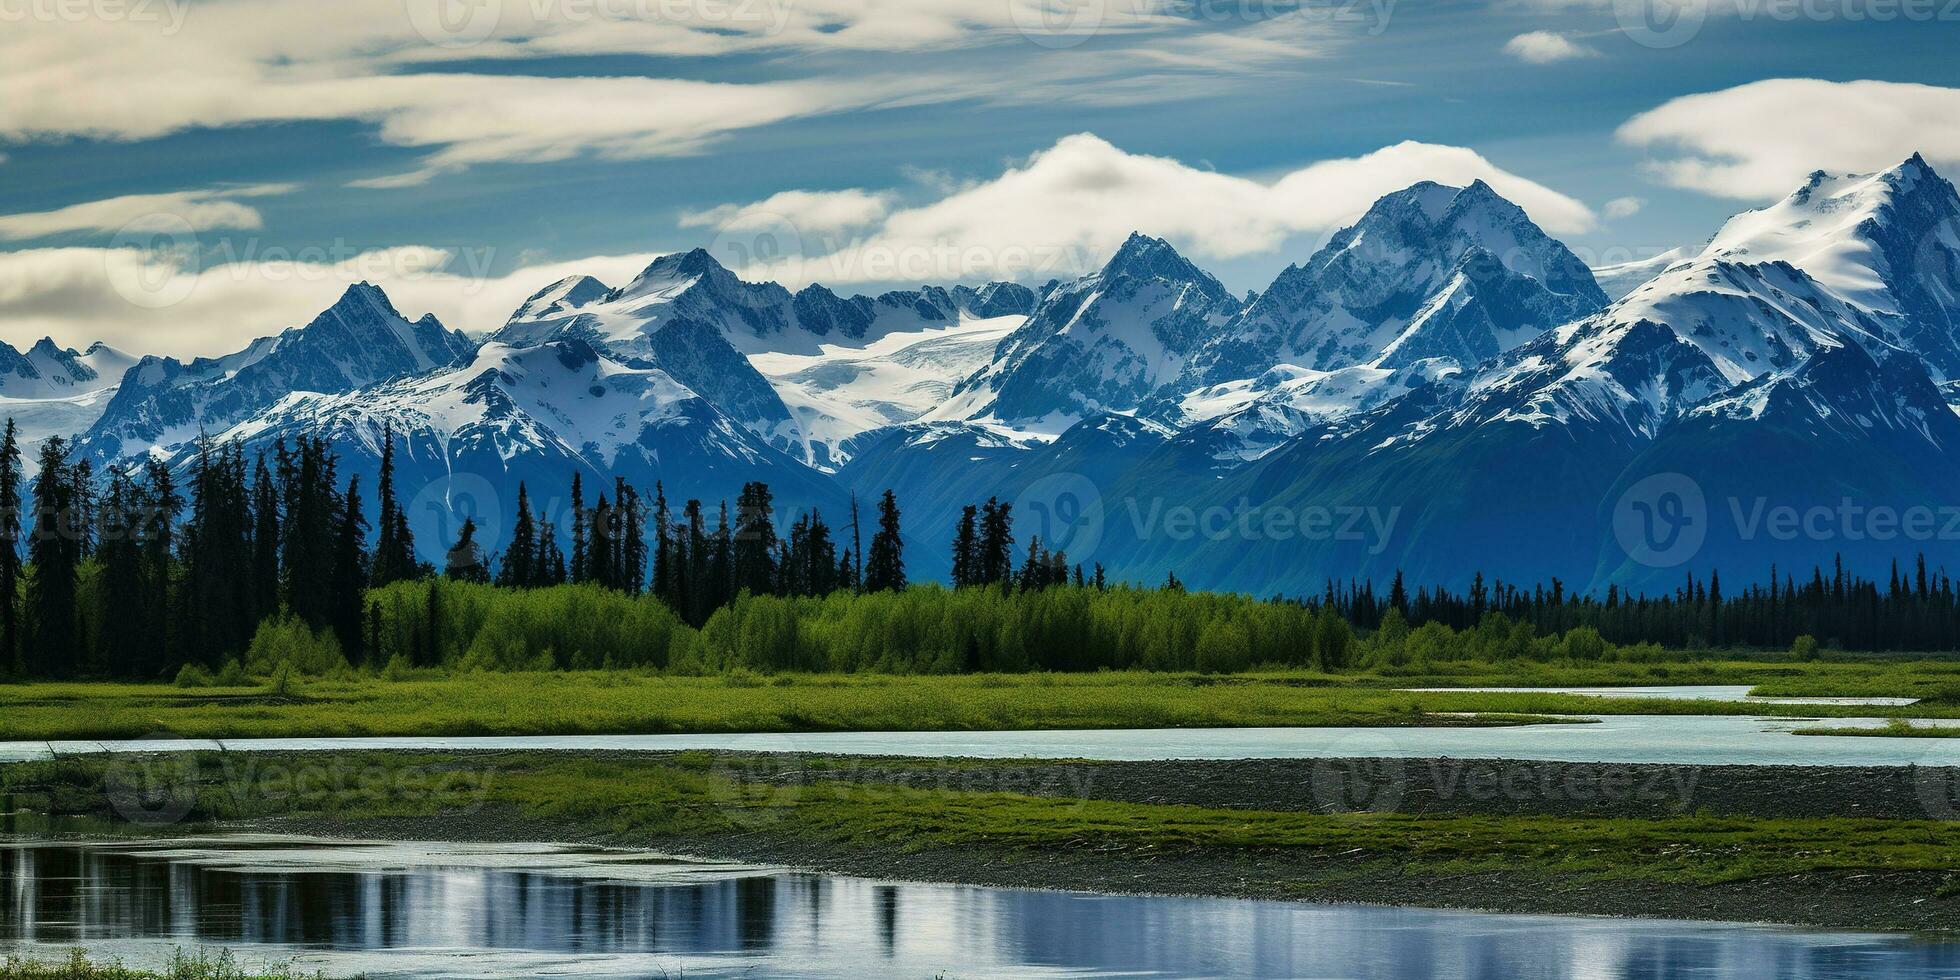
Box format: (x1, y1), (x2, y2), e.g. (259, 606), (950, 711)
(11, 412), (1960, 681)
(1327, 559), (1960, 654)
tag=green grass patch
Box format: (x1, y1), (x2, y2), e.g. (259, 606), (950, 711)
(0, 949), (326, 979)
(4, 660), (1959, 742)
(1796, 717), (1960, 738)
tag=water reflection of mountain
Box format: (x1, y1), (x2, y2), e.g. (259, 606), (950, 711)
(2, 844), (1957, 979)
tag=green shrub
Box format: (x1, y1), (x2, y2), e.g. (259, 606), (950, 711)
(265, 663), (297, 698)
(245, 613), (348, 676)
(174, 663), (214, 688)
(1194, 621), (1252, 673)
(1792, 634), (1821, 662)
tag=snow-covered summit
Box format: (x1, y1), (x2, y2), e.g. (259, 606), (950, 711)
(937, 232), (1242, 428)
(1172, 180), (1606, 407)
(76, 282), (474, 466)
(0, 338), (135, 401)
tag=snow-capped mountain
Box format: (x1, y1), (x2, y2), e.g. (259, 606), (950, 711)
(751, 312), (1026, 470)
(196, 338), (845, 566)
(1174, 181), (1606, 398)
(21, 154), (1960, 597)
(491, 252), (1039, 467)
(1143, 180), (1608, 455)
(1104, 154), (1960, 592)
(76, 282), (474, 466)
(937, 232), (1243, 429)
(1597, 337), (1960, 590)
(1592, 246), (1693, 301)
(1699, 153), (1960, 377)
(0, 338), (134, 401)
(0, 338), (137, 468)
(495, 250), (1038, 359)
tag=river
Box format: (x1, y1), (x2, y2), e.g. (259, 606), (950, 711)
(2, 838), (1955, 979)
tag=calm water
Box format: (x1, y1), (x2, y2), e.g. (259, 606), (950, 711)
(1396, 685), (1923, 707)
(1, 838), (1956, 979)
(5, 714), (1959, 767)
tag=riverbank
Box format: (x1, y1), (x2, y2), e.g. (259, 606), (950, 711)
(7, 750), (1957, 933)
(4, 662), (1959, 742)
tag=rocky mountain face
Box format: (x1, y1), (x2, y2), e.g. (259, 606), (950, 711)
(75, 283), (473, 467)
(937, 232), (1243, 429)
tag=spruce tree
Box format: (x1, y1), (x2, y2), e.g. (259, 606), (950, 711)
(331, 475), (370, 659)
(864, 489), (905, 593)
(140, 458), (180, 670)
(0, 419), (21, 672)
(710, 502), (733, 610)
(568, 471), (587, 585)
(684, 499), (709, 624)
(733, 482), (777, 596)
(651, 482), (674, 603)
(538, 521), (566, 586)
(978, 497), (1013, 589)
(848, 492), (864, 593)
(497, 482), (538, 589)
(25, 437), (79, 677)
(370, 428), (419, 586)
(445, 517), (489, 582)
(949, 505), (979, 588)
(584, 493), (613, 587)
(618, 479), (646, 594)
(94, 470), (149, 677)
(251, 454), (281, 622)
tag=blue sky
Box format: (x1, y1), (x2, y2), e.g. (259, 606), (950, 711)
(2, 0), (1958, 355)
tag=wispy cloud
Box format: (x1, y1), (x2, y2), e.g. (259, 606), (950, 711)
(0, 0), (1359, 184)
(0, 185), (294, 242)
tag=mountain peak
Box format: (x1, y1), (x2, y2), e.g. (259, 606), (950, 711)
(618, 247), (744, 304)
(1897, 151), (1936, 178)
(1879, 150), (1950, 198)
(643, 247), (729, 279)
(1099, 232), (1214, 287)
(325, 281), (404, 322)
(511, 274), (612, 323)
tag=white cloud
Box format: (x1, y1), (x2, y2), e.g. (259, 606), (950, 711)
(0, 244), (658, 358)
(1618, 79), (1960, 198)
(1603, 196), (1646, 219)
(707, 134), (1596, 285)
(0, 0), (1346, 180)
(0, 186), (292, 242)
(681, 189), (894, 236)
(1503, 31), (1598, 64)
(0, 134), (1598, 356)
